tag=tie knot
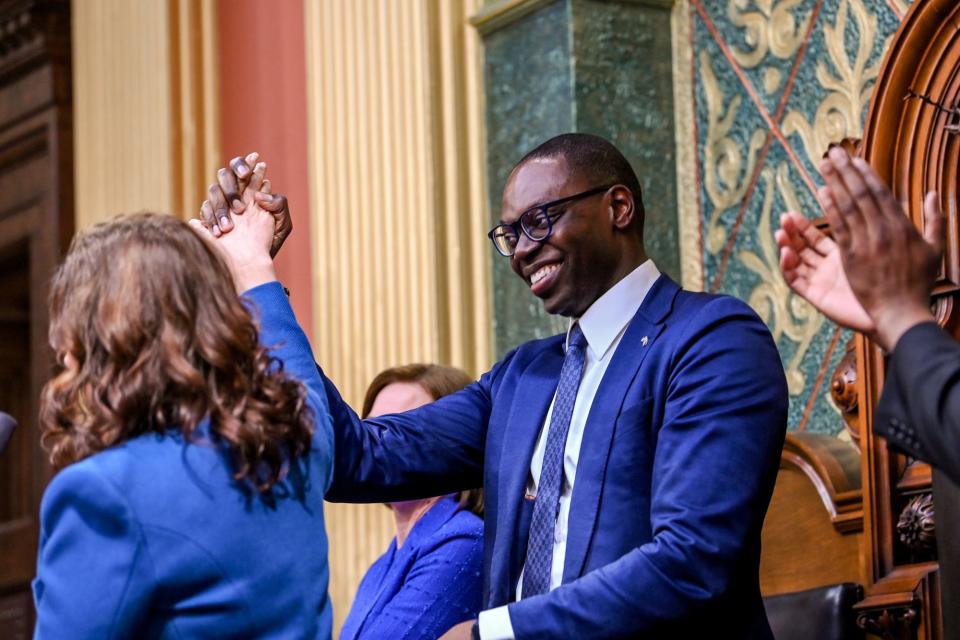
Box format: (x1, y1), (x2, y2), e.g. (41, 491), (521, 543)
(567, 323), (587, 353)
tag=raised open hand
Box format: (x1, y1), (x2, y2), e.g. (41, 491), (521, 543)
(818, 147), (942, 350)
(775, 211), (874, 333)
(777, 147), (944, 351)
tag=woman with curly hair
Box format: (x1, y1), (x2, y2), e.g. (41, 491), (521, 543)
(33, 180), (334, 638)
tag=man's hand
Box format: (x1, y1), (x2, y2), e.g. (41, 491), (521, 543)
(780, 146), (944, 351)
(199, 152), (257, 236)
(819, 147), (943, 350)
(437, 620), (475, 640)
(191, 161), (277, 292)
(776, 211), (875, 333)
(200, 152), (292, 257)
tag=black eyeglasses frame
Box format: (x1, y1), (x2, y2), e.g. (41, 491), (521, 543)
(487, 185), (614, 257)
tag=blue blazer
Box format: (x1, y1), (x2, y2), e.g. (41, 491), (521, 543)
(33, 283), (335, 640)
(340, 496), (483, 640)
(325, 275), (788, 638)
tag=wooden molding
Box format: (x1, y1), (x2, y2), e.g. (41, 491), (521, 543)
(0, 0), (69, 83)
(761, 432), (863, 595)
(470, 0), (675, 36)
(781, 433), (864, 533)
(854, 564), (940, 640)
(861, 0), (960, 300)
(469, 0), (557, 35)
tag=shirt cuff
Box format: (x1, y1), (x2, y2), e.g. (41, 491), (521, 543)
(478, 606), (515, 640)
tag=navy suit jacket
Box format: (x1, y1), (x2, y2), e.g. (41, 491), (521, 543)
(325, 274), (788, 638)
(33, 283), (335, 639)
(340, 496), (483, 640)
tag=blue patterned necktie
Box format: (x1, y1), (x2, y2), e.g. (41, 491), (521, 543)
(522, 323), (588, 598)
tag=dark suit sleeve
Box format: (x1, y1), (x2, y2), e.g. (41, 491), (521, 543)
(875, 321), (960, 485)
(504, 297), (788, 638)
(323, 352), (515, 504)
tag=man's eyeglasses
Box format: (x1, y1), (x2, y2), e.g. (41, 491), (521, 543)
(487, 185), (612, 257)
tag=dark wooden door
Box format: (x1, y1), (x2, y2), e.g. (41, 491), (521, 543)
(0, 1), (73, 637)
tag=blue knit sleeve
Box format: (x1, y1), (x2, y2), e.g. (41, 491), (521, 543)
(354, 524), (484, 640)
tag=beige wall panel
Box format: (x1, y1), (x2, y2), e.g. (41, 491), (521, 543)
(170, 0), (221, 220)
(72, 0), (219, 230)
(73, 0), (175, 228)
(305, 0), (489, 631)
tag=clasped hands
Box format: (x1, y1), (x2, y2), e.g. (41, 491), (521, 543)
(189, 152), (294, 292)
(776, 146), (944, 352)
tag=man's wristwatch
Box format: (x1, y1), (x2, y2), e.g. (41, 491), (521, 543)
(471, 621), (481, 640)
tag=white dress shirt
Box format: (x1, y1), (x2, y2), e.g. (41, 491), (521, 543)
(479, 260), (661, 639)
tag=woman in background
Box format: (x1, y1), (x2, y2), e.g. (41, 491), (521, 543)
(33, 195), (336, 637)
(340, 364), (484, 640)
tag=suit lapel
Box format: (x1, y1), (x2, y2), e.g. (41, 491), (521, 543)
(562, 274), (679, 581)
(489, 341), (563, 606)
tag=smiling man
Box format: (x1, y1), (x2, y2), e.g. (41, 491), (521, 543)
(206, 133), (789, 639)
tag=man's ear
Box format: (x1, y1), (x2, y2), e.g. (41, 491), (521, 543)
(609, 186), (635, 231)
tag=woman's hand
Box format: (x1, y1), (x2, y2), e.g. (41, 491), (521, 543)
(776, 210), (875, 333)
(199, 152), (292, 257)
(191, 160), (278, 292)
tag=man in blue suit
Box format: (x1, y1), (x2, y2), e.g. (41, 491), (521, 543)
(214, 133), (788, 638)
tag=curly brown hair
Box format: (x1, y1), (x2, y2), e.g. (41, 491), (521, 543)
(362, 363), (483, 517)
(39, 212), (314, 492)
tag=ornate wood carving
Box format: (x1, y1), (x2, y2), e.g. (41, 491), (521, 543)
(861, 0), (960, 297)
(830, 338), (860, 446)
(0, 0), (69, 81)
(857, 604), (920, 640)
(897, 493), (936, 553)
(854, 0), (960, 637)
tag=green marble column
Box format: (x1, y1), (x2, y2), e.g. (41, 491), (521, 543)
(476, 0), (679, 355)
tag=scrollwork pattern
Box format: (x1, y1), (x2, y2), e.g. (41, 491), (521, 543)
(782, 0), (884, 169)
(683, 0), (910, 432)
(727, 0), (809, 69)
(701, 51), (766, 254)
(738, 162), (823, 395)
(727, 0), (812, 95)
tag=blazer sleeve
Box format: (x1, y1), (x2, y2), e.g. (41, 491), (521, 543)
(354, 530), (484, 640)
(34, 463), (155, 639)
(243, 281), (336, 492)
(505, 296), (788, 638)
(323, 352), (515, 504)
(875, 321), (960, 485)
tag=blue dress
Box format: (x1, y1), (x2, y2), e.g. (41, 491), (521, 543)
(340, 496), (483, 640)
(32, 282), (336, 639)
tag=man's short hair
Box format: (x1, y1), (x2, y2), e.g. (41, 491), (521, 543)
(515, 133), (645, 233)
